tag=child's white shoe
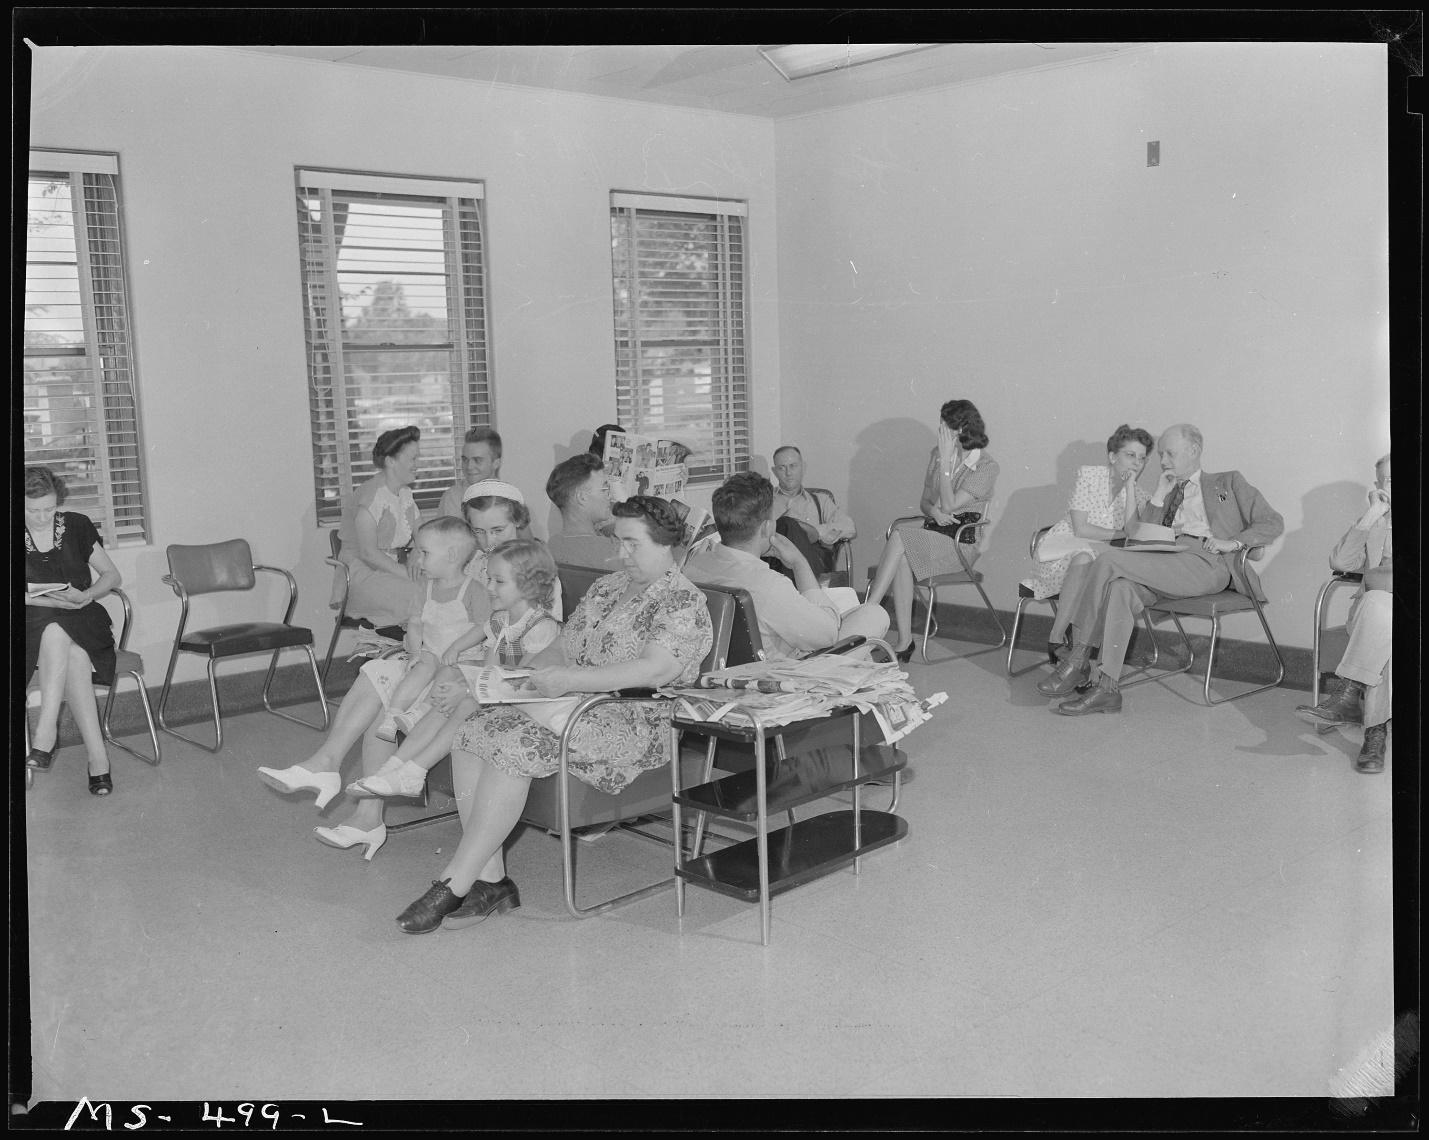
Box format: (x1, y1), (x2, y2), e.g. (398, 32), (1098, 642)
(348, 759), (428, 799)
(374, 714), (399, 744)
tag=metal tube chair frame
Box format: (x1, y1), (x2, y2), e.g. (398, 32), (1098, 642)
(1307, 569), (1365, 735)
(99, 587), (162, 766)
(158, 540), (331, 753)
(802, 486), (855, 589)
(1312, 570), (1364, 708)
(1007, 524), (1060, 677)
(1116, 546), (1286, 705)
(881, 502), (1008, 664)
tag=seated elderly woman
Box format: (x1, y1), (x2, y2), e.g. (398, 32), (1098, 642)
(864, 399), (999, 661)
(335, 425), (425, 636)
(256, 481), (537, 853)
(393, 495), (713, 934)
(1022, 424), (1154, 665)
(23, 465), (122, 795)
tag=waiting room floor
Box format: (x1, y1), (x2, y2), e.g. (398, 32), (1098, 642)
(18, 637), (1397, 1112)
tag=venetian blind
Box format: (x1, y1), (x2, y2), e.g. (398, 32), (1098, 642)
(296, 169), (492, 523)
(24, 151), (147, 544)
(610, 192), (749, 482)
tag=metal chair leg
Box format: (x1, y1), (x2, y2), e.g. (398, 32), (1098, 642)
(101, 673), (162, 765)
(260, 647), (331, 732)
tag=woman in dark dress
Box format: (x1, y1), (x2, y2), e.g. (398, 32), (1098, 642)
(23, 466), (122, 794)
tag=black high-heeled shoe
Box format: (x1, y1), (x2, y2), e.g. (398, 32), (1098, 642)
(26, 746), (55, 771)
(895, 640), (917, 664)
(88, 772), (113, 796)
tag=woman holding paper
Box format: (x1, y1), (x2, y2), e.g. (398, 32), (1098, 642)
(1021, 425), (1156, 656)
(393, 495), (713, 934)
(23, 465), (121, 793)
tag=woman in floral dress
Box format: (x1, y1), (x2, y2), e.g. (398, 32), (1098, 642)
(395, 495), (713, 934)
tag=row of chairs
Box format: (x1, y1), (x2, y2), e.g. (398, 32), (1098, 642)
(869, 503), (1364, 707)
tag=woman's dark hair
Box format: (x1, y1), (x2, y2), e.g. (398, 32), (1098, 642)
(589, 423), (626, 456)
(463, 495), (532, 531)
(611, 495), (684, 547)
(24, 465), (67, 505)
(939, 400), (989, 450)
(487, 538), (559, 611)
(372, 425), (421, 469)
(1106, 424), (1155, 455)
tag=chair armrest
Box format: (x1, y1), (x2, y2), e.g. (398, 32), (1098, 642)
(254, 564), (300, 625)
(810, 635), (867, 658)
(1332, 570), (1365, 583)
(160, 573), (188, 602)
(1029, 525), (1055, 559)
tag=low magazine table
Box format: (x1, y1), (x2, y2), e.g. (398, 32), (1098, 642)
(668, 699), (909, 947)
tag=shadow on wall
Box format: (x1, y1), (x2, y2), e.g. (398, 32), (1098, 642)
(845, 418), (934, 582)
(1273, 480), (1372, 610)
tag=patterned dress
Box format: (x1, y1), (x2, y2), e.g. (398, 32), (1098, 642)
(450, 567), (713, 793)
(1020, 464), (1151, 599)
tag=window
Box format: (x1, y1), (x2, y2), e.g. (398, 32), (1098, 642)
(24, 151), (147, 544)
(610, 192), (749, 482)
(296, 169), (492, 522)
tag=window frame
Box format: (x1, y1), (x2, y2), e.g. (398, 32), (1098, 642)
(609, 191), (750, 484)
(24, 149), (149, 546)
(295, 167), (494, 524)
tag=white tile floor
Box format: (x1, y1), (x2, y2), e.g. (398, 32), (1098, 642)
(20, 639), (1395, 1105)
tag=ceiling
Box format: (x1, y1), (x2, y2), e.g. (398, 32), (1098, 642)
(237, 43), (1140, 119)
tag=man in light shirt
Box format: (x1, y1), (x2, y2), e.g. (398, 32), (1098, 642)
(768, 445), (856, 581)
(545, 452), (618, 570)
(1039, 423), (1284, 715)
(686, 471), (889, 660)
(437, 427), (503, 519)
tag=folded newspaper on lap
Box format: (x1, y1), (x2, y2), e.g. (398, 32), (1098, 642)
(468, 667), (565, 705)
(666, 656), (947, 743)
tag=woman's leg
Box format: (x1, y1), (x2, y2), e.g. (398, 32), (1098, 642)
(298, 674), (386, 774)
(31, 623), (76, 752)
(440, 748), (531, 893)
(865, 530), (915, 648)
(62, 644), (109, 775)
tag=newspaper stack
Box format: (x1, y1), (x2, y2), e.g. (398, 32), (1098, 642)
(665, 655), (947, 745)
(347, 629), (405, 661)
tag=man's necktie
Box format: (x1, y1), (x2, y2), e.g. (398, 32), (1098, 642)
(1161, 480), (1188, 528)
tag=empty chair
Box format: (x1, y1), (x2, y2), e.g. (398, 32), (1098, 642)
(158, 539), (330, 752)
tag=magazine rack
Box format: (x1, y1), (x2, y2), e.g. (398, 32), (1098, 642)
(669, 695), (908, 946)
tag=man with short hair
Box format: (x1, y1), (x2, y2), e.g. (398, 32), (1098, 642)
(685, 471), (890, 659)
(1040, 423), (1284, 716)
(769, 445), (857, 580)
(437, 427), (503, 519)
(1295, 454), (1392, 773)
(545, 452), (618, 570)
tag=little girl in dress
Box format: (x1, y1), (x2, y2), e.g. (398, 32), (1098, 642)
(374, 517), (490, 743)
(349, 538), (562, 799)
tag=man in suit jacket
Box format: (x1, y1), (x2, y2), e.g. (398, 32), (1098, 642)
(1294, 454), (1392, 772)
(1038, 423), (1284, 715)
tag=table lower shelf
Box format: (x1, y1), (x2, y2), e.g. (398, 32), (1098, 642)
(676, 809), (907, 902)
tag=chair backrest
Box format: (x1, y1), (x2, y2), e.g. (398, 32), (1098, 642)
(329, 530), (343, 559)
(1029, 524), (1055, 559)
(720, 584), (766, 666)
(165, 539), (257, 595)
(556, 562), (607, 617)
(696, 587), (736, 673)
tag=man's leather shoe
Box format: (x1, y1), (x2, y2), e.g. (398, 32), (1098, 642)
(1037, 653), (1090, 697)
(442, 877), (521, 929)
(1294, 678), (1363, 728)
(1055, 683), (1122, 716)
(1354, 722), (1388, 774)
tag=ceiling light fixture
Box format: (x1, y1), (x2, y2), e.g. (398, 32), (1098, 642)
(757, 43), (940, 81)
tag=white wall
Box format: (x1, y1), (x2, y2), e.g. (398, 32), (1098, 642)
(28, 42), (1390, 682)
(773, 42), (1389, 648)
(28, 46), (782, 680)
